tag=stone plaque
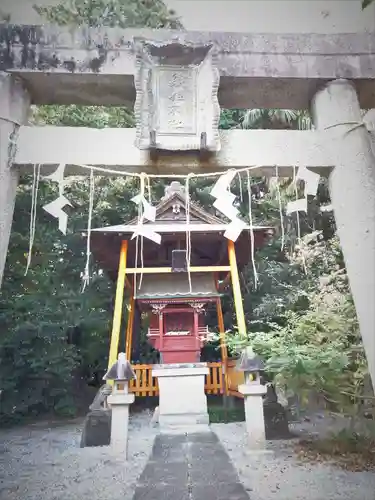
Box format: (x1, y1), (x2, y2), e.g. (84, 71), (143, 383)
(134, 38), (220, 151)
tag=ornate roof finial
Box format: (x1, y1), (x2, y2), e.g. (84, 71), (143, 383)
(163, 181), (186, 200)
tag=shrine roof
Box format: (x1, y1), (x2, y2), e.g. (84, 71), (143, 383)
(134, 273), (220, 300)
(88, 182), (273, 278)
(126, 181), (224, 226)
(92, 181), (272, 236)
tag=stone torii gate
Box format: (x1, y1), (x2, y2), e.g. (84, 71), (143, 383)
(0, 24), (375, 388)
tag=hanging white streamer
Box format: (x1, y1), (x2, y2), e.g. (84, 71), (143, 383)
(246, 171), (259, 288)
(275, 165), (285, 250)
(43, 163), (66, 196)
(25, 164), (41, 276)
(223, 219), (247, 242)
(320, 204), (333, 213)
(131, 177), (160, 245)
(42, 163), (72, 234)
(210, 169), (245, 242)
(43, 196), (72, 235)
(292, 166), (307, 274)
(81, 169), (95, 293)
(296, 165), (320, 197)
(286, 197), (308, 215)
(131, 194), (156, 222)
(185, 174), (195, 294)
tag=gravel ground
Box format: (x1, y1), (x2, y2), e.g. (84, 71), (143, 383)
(1, 412), (375, 500)
(212, 421), (375, 500)
(0, 411), (157, 500)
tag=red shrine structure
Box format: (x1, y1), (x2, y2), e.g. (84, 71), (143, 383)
(90, 181), (271, 374)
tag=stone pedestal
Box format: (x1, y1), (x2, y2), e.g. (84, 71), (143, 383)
(312, 79), (375, 388)
(80, 409), (111, 448)
(0, 73), (29, 287)
(152, 363), (210, 432)
(107, 384), (135, 456)
(238, 383), (267, 448)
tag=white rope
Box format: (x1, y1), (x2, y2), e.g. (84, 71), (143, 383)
(139, 174), (152, 290)
(293, 166), (307, 274)
(146, 175), (152, 203)
(133, 223), (140, 296)
(0, 115), (21, 127)
(138, 174), (146, 291)
(81, 168), (95, 292)
(275, 165), (285, 250)
(237, 171), (243, 203)
(76, 163), (262, 179)
(246, 170), (258, 288)
(25, 164), (41, 276)
(185, 174), (194, 294)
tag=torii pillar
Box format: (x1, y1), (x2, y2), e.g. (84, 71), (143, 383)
(312, 79), (375, 388)
(0, 73), (30, 286)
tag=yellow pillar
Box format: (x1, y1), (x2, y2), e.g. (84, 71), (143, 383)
(227, 240), (247, 336)
(125, 295), (135, 361)
(108, 240), (128, 370)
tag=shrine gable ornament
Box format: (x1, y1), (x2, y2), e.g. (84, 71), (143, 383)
(133, 37), (221, 152)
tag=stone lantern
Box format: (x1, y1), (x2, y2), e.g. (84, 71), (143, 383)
(237, 346), (265, 384)
(104, 353), (136, 456)
(237, 347), (267, 448)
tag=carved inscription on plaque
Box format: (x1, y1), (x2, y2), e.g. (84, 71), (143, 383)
(133, 38), (220, 152)
(156, 68), (197, 135)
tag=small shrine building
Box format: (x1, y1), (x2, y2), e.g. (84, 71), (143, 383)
(90, 181), (271, 397)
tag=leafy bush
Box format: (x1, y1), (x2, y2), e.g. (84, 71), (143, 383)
(222, 234), (369, 417)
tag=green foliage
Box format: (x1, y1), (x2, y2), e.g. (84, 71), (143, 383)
(208, 404), (245, 424)
(31, 105), (135, 128)
(0, 0), (181, 424)
(31, 0), (181, 129)
(224, 234), (368, 416)
(33, 0), (182, 29)
(242, 109), (312, 130)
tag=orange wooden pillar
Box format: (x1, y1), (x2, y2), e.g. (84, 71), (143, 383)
(108, 240), (128, 371)
(216, 297), (229, 395)
(215, 273), (229, 395)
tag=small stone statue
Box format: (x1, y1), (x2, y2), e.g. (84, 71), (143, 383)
(89, 384), (112, 411)
(80, 384), (112, 448)
(80, 354), (135, 448)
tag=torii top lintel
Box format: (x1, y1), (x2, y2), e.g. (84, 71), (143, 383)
(1, 24), (374, 109)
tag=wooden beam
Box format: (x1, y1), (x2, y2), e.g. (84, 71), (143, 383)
(126, 266), (231, 274)
(14, 126), (333, 177)
(108, 240), (128, 373)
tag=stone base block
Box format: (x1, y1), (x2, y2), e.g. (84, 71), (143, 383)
(264, 402), (291, 440)
(80, 409), (111, 448)
(152, 363), (209, 432)
(159, 413), (210, 434)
